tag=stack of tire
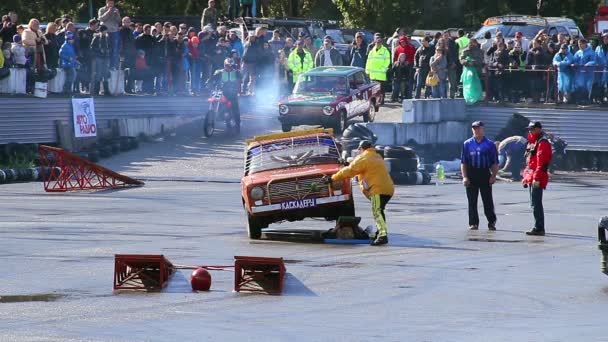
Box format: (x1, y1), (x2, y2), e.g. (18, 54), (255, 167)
(0, 166), (62, 184)
(340, 123), (378, 158)
(376, 145), (431, 185)
(77, 137), (139, 163)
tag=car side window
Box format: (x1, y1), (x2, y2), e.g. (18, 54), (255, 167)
(548, 27), (558, 37)
(354, 72), (367, 87)
(347, 76), (357, 90)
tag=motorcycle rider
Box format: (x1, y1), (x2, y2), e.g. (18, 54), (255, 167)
(209, 57), (241, 129)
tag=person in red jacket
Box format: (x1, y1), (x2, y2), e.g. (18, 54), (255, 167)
(393, 36), (415, 64)
(391, 36), (415, 101)
(523, 121), (552, 236)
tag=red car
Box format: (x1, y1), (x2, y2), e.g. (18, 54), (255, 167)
(278, 67), (382, 134)
(241, 129), (355, 239)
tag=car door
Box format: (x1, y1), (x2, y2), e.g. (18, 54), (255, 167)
(346, 75), (359, 118)
(355, 71), (372, 115)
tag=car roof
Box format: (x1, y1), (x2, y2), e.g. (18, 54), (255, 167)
(483, 15), (548, 27)
(246, 128), (335, 147)
(303, 66), (363, 77)
(544, 17), (578, 26)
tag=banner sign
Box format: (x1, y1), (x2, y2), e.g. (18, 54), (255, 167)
(72, 98), (97, 138)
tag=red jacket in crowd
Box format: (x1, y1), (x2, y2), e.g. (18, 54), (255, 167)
(523, 132), (552, 188)
(393, 37), (415, 64)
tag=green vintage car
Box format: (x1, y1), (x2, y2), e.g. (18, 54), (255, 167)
(278, 67), (382, 134)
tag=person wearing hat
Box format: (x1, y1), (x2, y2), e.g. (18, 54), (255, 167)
(10, 33), (26, 67)
(392, 35), (415, 101)
(315, 37), (342, 67)
(59, 31), (78, 94)
(326, 140), (395, 246)
(514, 31), (529, 52)
(523, 121), (552, 236)
(210, 57), (242, 131)
(286, 39), (313, 85)
(460, 121), (499, 231)
(573, 38), (597, 105)
(366, 34), (391, 105)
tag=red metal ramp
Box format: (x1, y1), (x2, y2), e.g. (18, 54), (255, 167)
(39, 145), (144, 192)
(234, 256), (286, 294)
(114, 254), (175, 291)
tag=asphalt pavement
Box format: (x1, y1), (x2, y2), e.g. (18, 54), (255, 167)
(1, 104), (607, 341)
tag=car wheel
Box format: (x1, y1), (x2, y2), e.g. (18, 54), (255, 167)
(334, 110), (348, 135)
(281, 123), (292, 132)
(362, 102), (375, 122)
(246, 213), (263, 240)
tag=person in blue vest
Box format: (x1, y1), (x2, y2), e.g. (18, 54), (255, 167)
(573, 39), (596, 105)
(59, 31), (78, 94)
(594, 33), (608, 104)
(553, 44), (574, 104)
(460, 121), (499, 231)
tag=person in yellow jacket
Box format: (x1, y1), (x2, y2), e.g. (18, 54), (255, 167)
(365, 34), (391, 105)
(287, 39), (314, 84)
(324, 140), (395, 246)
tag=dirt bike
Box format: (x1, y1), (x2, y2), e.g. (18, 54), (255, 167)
(203, 88), (240, 138)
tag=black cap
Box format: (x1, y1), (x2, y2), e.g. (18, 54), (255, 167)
(528, 121), (542, 129)
(358, 140), (372, 150)
(471, 121), (484, 128)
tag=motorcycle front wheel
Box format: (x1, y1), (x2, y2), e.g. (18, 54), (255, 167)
(203, 110), (215, 137)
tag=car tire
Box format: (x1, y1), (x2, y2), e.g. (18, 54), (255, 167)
(362, 102), (375, 123)
(281, 123), (292, 132)
(385, 157), (418, 172)
(384, 146), (417, 159)
(246, 213), (263, 240)
(333, 110), (348, 135)
(341, 199), (356, 218)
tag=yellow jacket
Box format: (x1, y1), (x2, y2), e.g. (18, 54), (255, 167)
(332, 148), (394, 197)
(365, 45), (390, 81)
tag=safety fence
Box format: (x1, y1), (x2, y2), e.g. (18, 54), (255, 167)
(483, 65), (607, 104)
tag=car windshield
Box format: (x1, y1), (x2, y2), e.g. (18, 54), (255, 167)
(325, 29), (346, 44)
(293, 75), (348, 95)
(474, 24), (544, 39)
(246, 136), (341, 174)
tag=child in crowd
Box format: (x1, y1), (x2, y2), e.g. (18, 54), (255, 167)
(11, 34), (26, 67)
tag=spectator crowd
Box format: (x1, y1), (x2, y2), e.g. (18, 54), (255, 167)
(0, 1), (607, 106)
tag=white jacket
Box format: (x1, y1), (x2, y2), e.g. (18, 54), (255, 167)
(11, 43), (26, 65)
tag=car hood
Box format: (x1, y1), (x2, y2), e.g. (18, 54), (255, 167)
(243, 164), (342, 186)
(283, 94), (337, 106)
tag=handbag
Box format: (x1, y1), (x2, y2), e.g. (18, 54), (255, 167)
(425, 71), (439, 87)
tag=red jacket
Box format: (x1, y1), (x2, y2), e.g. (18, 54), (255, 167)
(393, 41), (415, 64)
(523, 132), (552, 188)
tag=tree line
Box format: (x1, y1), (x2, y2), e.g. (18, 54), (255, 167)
(1, 0), (601, 35)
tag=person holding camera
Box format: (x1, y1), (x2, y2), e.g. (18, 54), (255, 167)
(0, 12), (18, 44)
(98, 0), (122, 69)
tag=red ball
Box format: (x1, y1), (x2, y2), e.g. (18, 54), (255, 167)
(190, 268), (212, 291)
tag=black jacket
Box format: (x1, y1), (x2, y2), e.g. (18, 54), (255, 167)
(415, 45), (434, 70)
(91, 33), (110, 58)
(44, 33), (60, 69)
(0, 23), (17, 44)
(78, 28), (96, 61)
(119, 27), (136, 58)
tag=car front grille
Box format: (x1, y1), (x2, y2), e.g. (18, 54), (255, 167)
(267, 177), (330, 202)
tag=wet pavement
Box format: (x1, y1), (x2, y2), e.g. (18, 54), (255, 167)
(1, 107), (608, 341)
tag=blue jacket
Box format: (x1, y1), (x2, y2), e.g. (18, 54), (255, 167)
(59, 41), (77, 69)
(553, 51), (574, 93)
(230, 38), (244, 57)
(595, 44), (608, 85)
(573, 46), (596, 92)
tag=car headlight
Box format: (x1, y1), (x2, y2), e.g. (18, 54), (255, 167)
(322, 106), (334, 116)
(251, 186), (265, 201)
(279, 105), (289, 115)
(331, 180), (343, 190)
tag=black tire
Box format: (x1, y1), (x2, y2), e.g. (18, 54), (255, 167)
(389, 171), (410, 185)
(340, 199), (356, 217)
(362, 102), (375, 122)
(203, 111), (215, 138)
(333, 110), (348, 135)
(343, 123), (374, 140)
(246, 213), (263, 240)
(375, 145), (385, 158)
(384, 146), (417, 159)
(281, 123), (292, 132)
(385, 157), (418, 173)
